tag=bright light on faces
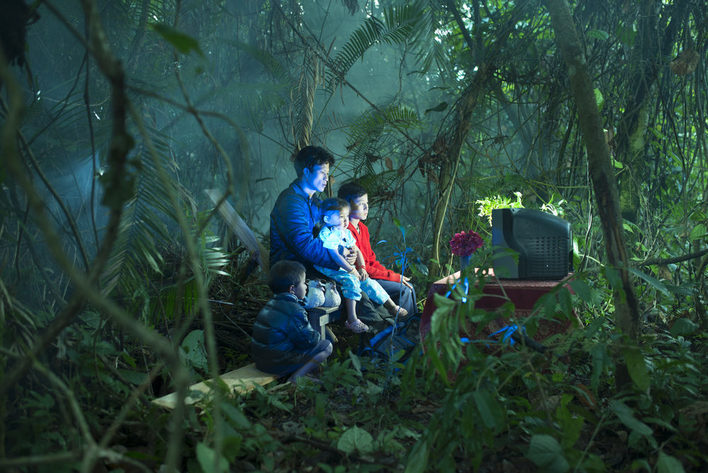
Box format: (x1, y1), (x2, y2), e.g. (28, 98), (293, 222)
(349, 194), (369, 221)
(303, 163), (330, 194)
(323, 207), (350, 229)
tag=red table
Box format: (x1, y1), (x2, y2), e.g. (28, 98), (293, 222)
(420, 269), (577, 345)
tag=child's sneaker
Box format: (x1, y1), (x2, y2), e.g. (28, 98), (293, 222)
(388, 305), (409, 318)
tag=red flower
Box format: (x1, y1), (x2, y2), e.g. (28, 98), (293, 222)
(449, 230), (484, 257)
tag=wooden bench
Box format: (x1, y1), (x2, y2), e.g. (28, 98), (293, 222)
(152, 308), (337, 409)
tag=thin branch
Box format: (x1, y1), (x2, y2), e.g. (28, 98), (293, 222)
(0, 451), (82, 468)
(637, 248), (708, 267)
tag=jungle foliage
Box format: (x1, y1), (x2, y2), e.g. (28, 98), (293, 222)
(0, 0), (706, 472)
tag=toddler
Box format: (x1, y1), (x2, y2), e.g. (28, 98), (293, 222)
(314, 198), (408, 333)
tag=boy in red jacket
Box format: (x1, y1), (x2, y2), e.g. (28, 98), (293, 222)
(337, 182), (418, 317)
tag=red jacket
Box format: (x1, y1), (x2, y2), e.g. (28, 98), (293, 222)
(347, 221), (401, 282)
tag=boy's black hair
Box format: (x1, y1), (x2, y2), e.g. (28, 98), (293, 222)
(320, 197), (350, 217)
(293, 146), (335, 178)
(269, 260), (306, 293)
(337, 181), (367, 203)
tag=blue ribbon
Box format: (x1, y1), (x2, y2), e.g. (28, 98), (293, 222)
(445, 276), (469, 303)
(489, 324), (526, 346)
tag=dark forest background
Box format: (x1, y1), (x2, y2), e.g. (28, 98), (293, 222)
(0, 0), (706, 472)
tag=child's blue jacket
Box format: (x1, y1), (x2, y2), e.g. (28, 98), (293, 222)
(251, 293), (321, 375)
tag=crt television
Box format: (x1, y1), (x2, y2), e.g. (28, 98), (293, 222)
(492, 208), (572, 280)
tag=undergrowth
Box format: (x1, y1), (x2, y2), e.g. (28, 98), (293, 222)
(167, 261), (706, 472)
(2, 252), (706, 472)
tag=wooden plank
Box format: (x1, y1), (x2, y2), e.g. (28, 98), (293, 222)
(152, 363), (278, 410)
(153, 305), (337, 409)
(310, 305), (337, 339)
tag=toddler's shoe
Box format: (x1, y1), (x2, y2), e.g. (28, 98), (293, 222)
(345, 319), (369, 333)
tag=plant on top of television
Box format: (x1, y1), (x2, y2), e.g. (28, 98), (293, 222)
(449, 230), (484, 257)
(475, 191), (524, 225)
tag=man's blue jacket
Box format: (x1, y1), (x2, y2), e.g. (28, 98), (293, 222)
(269, 179), (339, 275)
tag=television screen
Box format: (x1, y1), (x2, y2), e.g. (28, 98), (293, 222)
(492, 208), (572, 280)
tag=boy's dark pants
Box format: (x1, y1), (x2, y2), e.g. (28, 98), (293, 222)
(376, 279), (417, 316)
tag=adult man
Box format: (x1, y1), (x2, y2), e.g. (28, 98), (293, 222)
(270, 146), (389, 327)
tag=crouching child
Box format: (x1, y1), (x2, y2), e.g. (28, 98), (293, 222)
(251, 260), (332, 383)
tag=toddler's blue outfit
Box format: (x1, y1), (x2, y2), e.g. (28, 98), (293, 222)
(314, 226), (389, 304)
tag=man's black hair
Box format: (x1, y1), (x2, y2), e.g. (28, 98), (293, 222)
(337, 181), (367, 203)
(293, 145), (335, 178)
(269, 260), (306, 293)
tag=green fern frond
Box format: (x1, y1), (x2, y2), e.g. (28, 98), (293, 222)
(345, 104), (421, 152)
(326, 4), (423, 91)
(101, 127), (183, 301)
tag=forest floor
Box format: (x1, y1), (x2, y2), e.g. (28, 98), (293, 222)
(138, 271), (706, 473)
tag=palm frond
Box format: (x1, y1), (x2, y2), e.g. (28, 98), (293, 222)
(101, 126), (183, 301)
(345, 104), (421, 153)
(326, 4), (424, 91)
(343, 104), (421, 181)
(291, 50), (319, 150)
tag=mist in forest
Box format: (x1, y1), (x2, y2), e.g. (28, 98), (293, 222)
(2, 0), (706, 471)
(16, 2), (456, 253)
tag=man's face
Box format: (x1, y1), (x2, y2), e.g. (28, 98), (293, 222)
(303, 163), (330, 193)
(291, 274), (307, 300)
(349, 194), (369, 221)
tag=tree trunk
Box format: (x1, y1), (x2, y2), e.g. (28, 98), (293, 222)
(544, 0), (641, 342)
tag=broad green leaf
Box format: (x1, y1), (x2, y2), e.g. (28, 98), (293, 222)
(196, 442), (229, 473)
(689, 223), (706, 241)
(594, 88), (604, 108)
(180, 329), (208, 371)
(657, 452), (685, 473)
(630, 459), (651, 472)
(348, 351), (363, 376)
(424, 101), (448, 114)
(629, 267), (670, 295)
(609, 400), (653, 437)
(526, 434), (569, 473)
(588, 29), (610, 40)
(472, 388), (502, 430)
(604, 266), (622, 289)
(151, 23), (204, 56)
(670, 318), (698, 337)
(337, 426), (374, 454)
(568, 279), (593, 304)
(221, 403), (251, 429)
(590, 339), (609, 392)
(404, 441), (429, 473)
(623, 346), (650, 391)
(582, 453), (607, 473)
(558, 288), (573, 317)
(556, 403), (583, 448)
